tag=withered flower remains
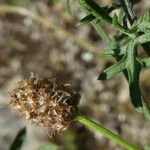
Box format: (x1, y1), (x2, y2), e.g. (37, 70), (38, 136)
(10, 73), (80, 136)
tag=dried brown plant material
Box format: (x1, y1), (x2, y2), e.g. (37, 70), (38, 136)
(10, 73), (80, 136)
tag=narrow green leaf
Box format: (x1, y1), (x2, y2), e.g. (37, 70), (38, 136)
(138, 12), (150, 24)
(137, 22), (150, 32)
(77, 0), (113, 47)
(125, 42), (150, 119)
(105, 3), (121, 14)
(133, 11), (150, 27)
(125, 42), (143, 109)
(77, 0), (112, 25)
(119, 0), (136, 25)
(120, 37), (132, 55)
(103, 49), (122, 57)
(132, 12), (150, 56)
(9, 127), (26, 150)
(136, 32), (150, 44)
(103, 49), (116, 57)
(98, 56), (126, 80)
(76, 14), (95, 26)
(77, 3), (121, 26)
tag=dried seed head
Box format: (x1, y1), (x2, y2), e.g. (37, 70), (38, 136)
(10, 73), (80, 136)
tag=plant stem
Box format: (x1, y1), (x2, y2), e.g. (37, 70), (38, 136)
(76, 114), (140, 150)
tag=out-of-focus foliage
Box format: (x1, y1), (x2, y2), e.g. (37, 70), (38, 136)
(65, 0), (73, 16)
(144, 145), (150, 150)
(35, 144), (59, 150)
(8, 0), (30, 6)
(9, 127), (26, 150)
(52, 0), (60, 4)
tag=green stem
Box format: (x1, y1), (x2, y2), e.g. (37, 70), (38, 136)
(76, 114), (140, 150)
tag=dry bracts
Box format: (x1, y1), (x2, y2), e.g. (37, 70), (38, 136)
(10, 73), (80, 136)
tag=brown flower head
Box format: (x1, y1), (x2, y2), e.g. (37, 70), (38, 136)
(10, 73), (80, 136)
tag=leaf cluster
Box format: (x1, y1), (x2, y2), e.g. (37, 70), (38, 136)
(75, 0), (150, 119)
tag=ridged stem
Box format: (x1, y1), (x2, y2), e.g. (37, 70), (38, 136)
(76, 114), (140, 150)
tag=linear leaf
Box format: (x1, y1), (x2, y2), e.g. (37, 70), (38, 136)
(98, 56), (126, 80)
(77, 3), (121, 26)
(77, 14), (95, 26)
(103, 48), (123, 57)
(105, 3), (121, 14)
(125, 42), (150, 119)
(103, 49), (116, 57)
(137, 12), (150, 24)
(137, 22), (150, 32)
(77, 0), (112, 25)
(9, 127), (26, 150)
(119, 0), (136, 25)
(126, 43), (143, 109)
(135, 32), (150, 44)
